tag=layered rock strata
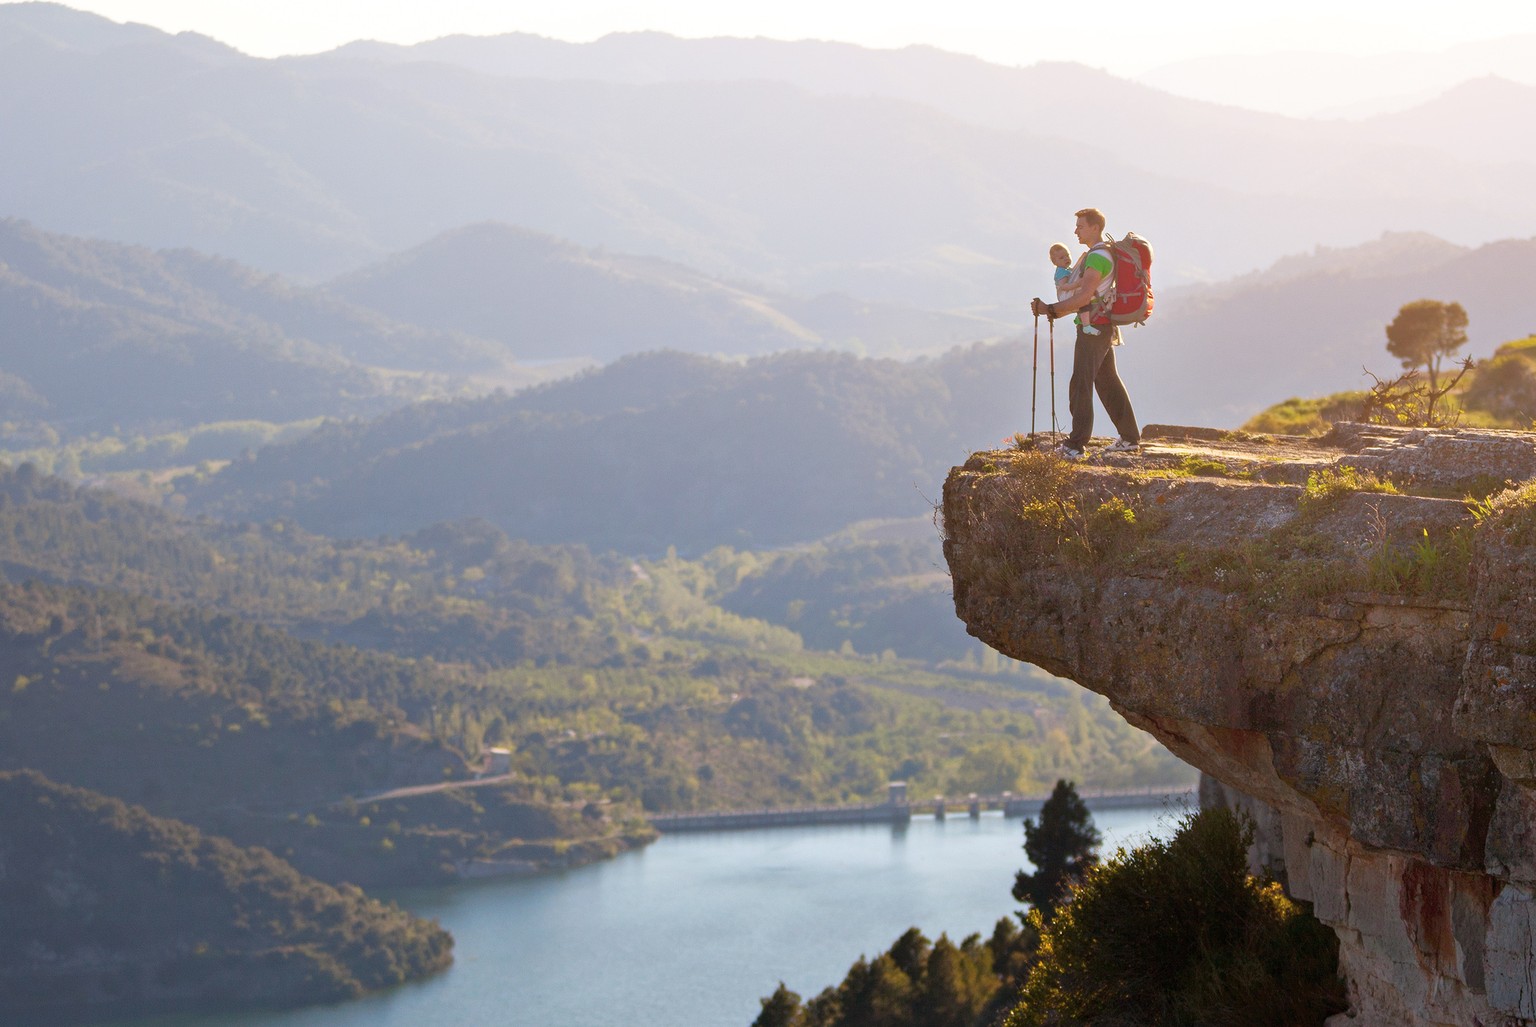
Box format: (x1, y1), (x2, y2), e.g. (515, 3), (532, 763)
(942, 423), (1536, 1026)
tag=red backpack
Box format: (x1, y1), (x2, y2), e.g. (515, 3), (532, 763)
(1089, 233), (1154, 327)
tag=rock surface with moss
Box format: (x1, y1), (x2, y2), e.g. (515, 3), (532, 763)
(942, 422), (1536, 1026)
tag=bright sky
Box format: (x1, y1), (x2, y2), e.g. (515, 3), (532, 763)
(47, 0), (1536, 73)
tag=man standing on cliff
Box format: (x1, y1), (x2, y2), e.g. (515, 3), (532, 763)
(1031, 208), (1141, 459)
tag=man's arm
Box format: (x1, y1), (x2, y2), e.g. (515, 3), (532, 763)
(1032, 267), (1102, 318)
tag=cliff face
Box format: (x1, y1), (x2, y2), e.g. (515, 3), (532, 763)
(942, 423), (1536, 1027)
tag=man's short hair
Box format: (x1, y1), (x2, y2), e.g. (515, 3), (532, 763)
(1074, 208), (1106, 230)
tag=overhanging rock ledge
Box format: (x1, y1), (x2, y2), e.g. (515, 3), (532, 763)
(942, 423), (1536, 1027)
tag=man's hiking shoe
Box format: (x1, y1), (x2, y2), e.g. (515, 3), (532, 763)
(1056, 444), (1086, 460)
(1105, 438), (1140, 454)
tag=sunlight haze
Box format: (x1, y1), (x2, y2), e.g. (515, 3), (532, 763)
(46, 0), (1536, 72)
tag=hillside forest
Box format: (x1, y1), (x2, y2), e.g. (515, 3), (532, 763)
(0, 449), (1188, 1022)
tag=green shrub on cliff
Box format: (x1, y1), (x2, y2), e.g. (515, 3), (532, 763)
(757, 805), (1346, 1027)
(1003, 808), (1345, 1027)
(1458, 335), (1536, 424)
(967, 450), (1152, 567)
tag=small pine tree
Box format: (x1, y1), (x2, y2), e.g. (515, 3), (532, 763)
(1003, 807), (1347, 1027)
(1012, 779), (1100, 919)
(753, 982), (803, 1027)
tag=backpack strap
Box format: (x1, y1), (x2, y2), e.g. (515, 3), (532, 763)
(1083, 240), (1116, 325)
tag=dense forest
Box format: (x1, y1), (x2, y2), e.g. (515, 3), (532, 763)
(0, 463), (1188, 829)
(178, 345), (1028, 550)
(0, 770), (454, 1024)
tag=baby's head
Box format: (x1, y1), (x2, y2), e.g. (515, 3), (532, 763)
(1049, 243), (1071, 269)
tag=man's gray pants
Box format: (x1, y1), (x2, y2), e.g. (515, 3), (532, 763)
(1065, 325), (1139, 450)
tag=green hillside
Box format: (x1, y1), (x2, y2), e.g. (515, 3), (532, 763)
(0, 770), (453, 1024)
(182, 344), (1031, 551)
(1244, 333), (1536, 434)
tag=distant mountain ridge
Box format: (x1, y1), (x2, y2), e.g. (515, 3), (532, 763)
(328, 222), (1009, 360)
(4, 4), (1536, 310)
(0, 219), (524, 434)
(1138, 36), (1536, 118)
(0, 215), (1010, 447)
(0, 0), (205, 53)
(319, 27), (1536, 206)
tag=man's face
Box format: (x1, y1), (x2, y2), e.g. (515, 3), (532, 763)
(1074, 216), (1095, 244)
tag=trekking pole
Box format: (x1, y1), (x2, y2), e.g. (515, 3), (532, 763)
(1048, 315), (1058, 435)
(1030, 312), (1040, 438)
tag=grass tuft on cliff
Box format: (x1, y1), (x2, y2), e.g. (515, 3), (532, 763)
(1298, 465), (1399, 515)
(1473, 479), (1536, 545)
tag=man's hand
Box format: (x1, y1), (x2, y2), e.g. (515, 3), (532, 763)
(1030, 297), (1056, 319)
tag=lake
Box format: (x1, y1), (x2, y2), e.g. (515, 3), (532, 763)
(123, 801), (1186, 1027)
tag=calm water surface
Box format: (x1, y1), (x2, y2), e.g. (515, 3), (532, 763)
(126, 803), (1183, 1027)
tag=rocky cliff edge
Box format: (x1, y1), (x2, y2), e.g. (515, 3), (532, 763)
(942, 423), (1536, 1027)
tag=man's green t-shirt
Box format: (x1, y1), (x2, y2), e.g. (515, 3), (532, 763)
(1075, 248), (1115, 327)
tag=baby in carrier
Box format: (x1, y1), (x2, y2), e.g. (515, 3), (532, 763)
(1049, 242), (1101, 336)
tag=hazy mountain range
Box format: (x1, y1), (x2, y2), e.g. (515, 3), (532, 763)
(335, 26), (1536, 121)
(0, 216), (1011, 437)
(182, 347), (1005, 550)
(4, 2), (1535, 317)
(5, 209), (1532, 449)
(327, 222), (1008, 361)
(0, 218), (512, 433)
(1137, 36), (1536, 118)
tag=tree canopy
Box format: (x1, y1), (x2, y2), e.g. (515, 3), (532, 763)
(1005, 808), (1345, 1027)
(1385, 298), (1469, 393)
(1011, 779), (1101, 919)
